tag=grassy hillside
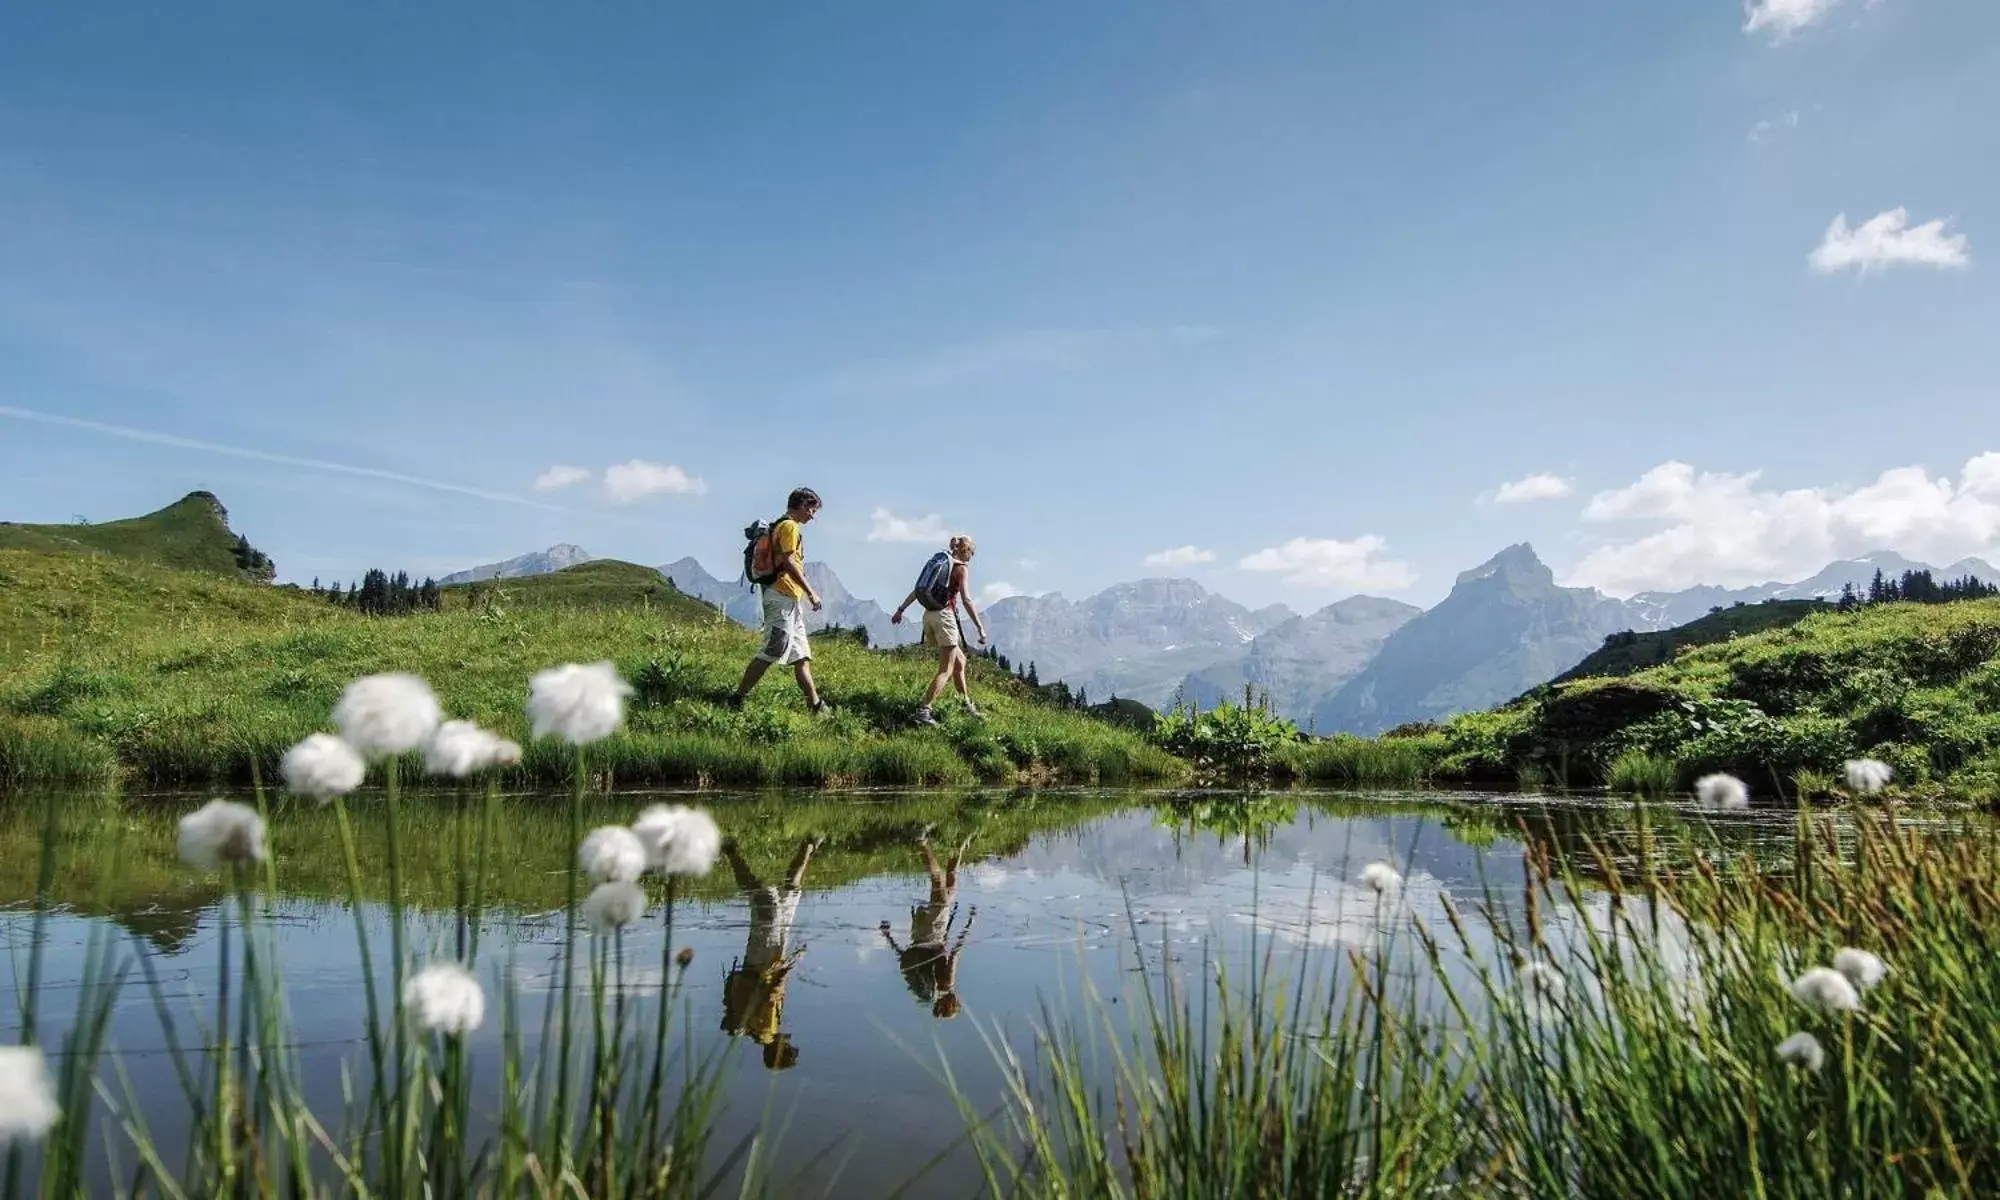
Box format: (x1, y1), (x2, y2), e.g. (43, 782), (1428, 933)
(439, 558), (722, 622)
(1550, 599), (1832, 685)
(0, 490), (272, 579)
(1427, 596), (2000, 800)
(0, 548), (1181, 788)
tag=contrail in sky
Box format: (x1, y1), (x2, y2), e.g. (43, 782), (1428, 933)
(0, 404), (562, 511)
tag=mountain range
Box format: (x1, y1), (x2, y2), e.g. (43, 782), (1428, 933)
(439, 543), (594, 584)
(978, 579), (1294, 706)
(438, 543), (2000, 734)
(1629, 551), (2000, 627)
(1308, 544), (1634, 733)
(660, 556), (921, 647)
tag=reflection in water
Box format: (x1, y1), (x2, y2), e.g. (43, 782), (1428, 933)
(879, 831), (977, 1020)
(720, 836), (821, 1070)
(0, 789), (1841, 1199)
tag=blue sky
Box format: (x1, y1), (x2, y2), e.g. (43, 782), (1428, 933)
(2, 0), (1996, 611)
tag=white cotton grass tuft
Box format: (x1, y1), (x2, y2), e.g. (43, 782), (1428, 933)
(1694, 773), (1749, 810)
(176, 799), (267, 870)
(280, 733), (366, 801)
(1789, 966), (1862, 1014)
(423, 719), (522, 778)
(402, 963), (485, 1036)
(1519, 961), (1567, 1022)
(580, 826), (648, 884)
(526, 661), (633, 746)
(1360, 862), (1402, 895)
(631, 805), (722, 877)
(1776, 1031), (1826, 1072)
(583, 881), (648, 933)
(0, 1045), (59, 1145)
(1833, 947), (1889, 992)
(332, 673), (443, 759)
(1845, 758), (1894, 795)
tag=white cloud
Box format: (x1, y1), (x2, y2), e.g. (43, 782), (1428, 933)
(533, 464), (591, 492)
(1142, 545), (1217, 567)
(1489, 473), (1574, 505)
(1809, 208), (1971, 274)
(1567, 454), (2000, 595)
(979, 581), (1024, 605)
(1238, 536), (1416, 591)
(602, 459), (707, 503)
(1015, 558), (1041, 572)
(1743, 0), (1842, 40)
(1747, 111), (1800, 143)
(867, 506), (951, 544)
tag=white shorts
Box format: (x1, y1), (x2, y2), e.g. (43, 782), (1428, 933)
(921, 606), (962, 650)
(753, 590), (813, 665)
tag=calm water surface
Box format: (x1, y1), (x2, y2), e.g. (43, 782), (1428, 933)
(0, 788), (1810, 1196)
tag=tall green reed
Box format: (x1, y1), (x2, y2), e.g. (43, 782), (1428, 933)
(955, 801), (2000, 1197)
(5, 663), (742, 1198)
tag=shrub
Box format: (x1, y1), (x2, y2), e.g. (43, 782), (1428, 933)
(1792, 767), (1836, 800)
(1152, 700), (1301, 778)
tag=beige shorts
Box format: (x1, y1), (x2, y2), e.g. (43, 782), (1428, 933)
(753, 590), (813, 665)
(921, 607), (962, 650)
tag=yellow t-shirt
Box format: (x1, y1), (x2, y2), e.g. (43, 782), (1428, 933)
(770, 518), (805, 599)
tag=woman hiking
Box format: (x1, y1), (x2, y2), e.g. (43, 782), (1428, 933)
(891, 534), (987, 726)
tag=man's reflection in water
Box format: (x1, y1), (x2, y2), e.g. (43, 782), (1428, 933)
(879, 829), (977, 1020)
(720, 836), (820, 1070)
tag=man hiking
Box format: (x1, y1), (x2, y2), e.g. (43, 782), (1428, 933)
(891, 534), (986, 726)
(720, 836), (821, 1070)
(731, 487), (831, 713)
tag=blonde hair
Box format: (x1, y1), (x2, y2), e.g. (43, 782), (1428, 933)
(948, 535), (975, 559)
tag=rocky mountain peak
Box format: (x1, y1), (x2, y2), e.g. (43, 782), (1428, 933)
(1453, 542), (1554, 590)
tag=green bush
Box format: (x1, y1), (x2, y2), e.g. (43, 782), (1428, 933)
(1152, 699), (1301, 778)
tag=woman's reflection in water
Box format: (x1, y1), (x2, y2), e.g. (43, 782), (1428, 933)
(879, 829), (977, 1019)
(720, 836), (820, 1070)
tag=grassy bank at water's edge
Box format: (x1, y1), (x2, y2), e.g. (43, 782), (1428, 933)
(1363, 596), (2000, 801)
(0, 549), (1180, 788)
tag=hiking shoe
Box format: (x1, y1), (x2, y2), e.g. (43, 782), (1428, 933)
(911, 706), (939, 727)
(723, 693), (745, 711)
(962, 701), (985, 720)
(808, 699), (835, 717)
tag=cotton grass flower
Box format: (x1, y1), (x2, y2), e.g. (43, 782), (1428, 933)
(0, 1045), (59, 1144)
(1776, 1031), (1826, 1072)
(580, 826), (648, 884)
(1845, 757), (1893, 795)
(332, 673), (442, 759)
(280, 733), (366, 801)
(1695, 773), (1749, 810)
(402, 962), (485, 1036)
(1834, 947), (1889, 992)
(527, 661), (632, 745)
(583, 881), (648, 933)
(1789, 966), (1862, 1014)
(1360, 862), (1402, 895)
(631, 805), (722, 877)
(1520, 961), (1567, 1022)
(423, 719), (522, 778)
(176, 799), (267, 870)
